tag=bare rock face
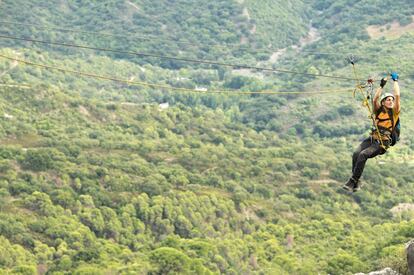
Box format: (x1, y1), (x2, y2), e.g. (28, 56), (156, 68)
(407, 240), (414, 275)
(354, 268), (399, 275)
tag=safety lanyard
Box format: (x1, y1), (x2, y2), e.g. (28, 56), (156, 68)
(349, 55), (386, 149)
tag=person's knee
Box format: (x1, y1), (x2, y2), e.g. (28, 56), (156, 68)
(358, 151), (370, 161)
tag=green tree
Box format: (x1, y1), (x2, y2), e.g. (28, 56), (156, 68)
(150, 247), (192, 274)
(20, 148), (62, 171)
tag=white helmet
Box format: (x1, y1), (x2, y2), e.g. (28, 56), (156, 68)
(380, 93), (394, 103)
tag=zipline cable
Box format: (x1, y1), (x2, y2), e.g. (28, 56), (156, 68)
(0, 21), (214, 50)
(0, 20), (334, 55)
(2, 21), (411, 60)
(0, 34), (358, 81)
(0, 53), (353, 96)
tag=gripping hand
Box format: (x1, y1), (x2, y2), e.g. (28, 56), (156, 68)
(391, 72), (399, 81)
(380, 77), (387, 88)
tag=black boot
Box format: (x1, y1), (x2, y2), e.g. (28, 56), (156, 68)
(342, 177), (358, 192)
(352, 180), (360, 192)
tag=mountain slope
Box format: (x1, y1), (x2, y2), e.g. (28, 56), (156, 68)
(1, 48), (414, 273)
(1, 0), (414, 274)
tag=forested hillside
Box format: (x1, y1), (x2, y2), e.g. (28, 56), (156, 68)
(0, 0), (311, 67)
(1, 0), (414, 274)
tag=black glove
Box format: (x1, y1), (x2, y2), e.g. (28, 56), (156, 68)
(380, 77), (387, 88)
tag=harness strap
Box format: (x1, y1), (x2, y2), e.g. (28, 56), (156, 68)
(376, 117), (392, 122)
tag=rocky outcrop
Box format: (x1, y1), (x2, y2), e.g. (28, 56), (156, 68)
(354, 239), (414, 275)
(408, 240), (414, 275)
(355, 268), (399, 275)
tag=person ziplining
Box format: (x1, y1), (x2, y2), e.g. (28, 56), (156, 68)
(343, 72), (401, 192)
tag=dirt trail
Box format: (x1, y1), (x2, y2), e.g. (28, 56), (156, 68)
(127, 1), (140, 11)
(0, 60), (18, 78)
(233, 26), (320, 77)
(267, 26), (320, 64)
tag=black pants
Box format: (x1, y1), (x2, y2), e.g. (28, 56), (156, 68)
(352, 137), (387, 181)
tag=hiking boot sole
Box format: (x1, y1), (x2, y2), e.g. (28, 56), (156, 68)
(342, 185), (354, 192)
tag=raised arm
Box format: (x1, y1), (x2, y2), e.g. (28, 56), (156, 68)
(373, 78), (387, 113)
(391, 72), (400, 113)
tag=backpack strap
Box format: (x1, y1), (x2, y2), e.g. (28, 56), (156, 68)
(389, 108), (395, 131)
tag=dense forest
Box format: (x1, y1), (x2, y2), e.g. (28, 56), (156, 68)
(1, 0), (414, 274)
